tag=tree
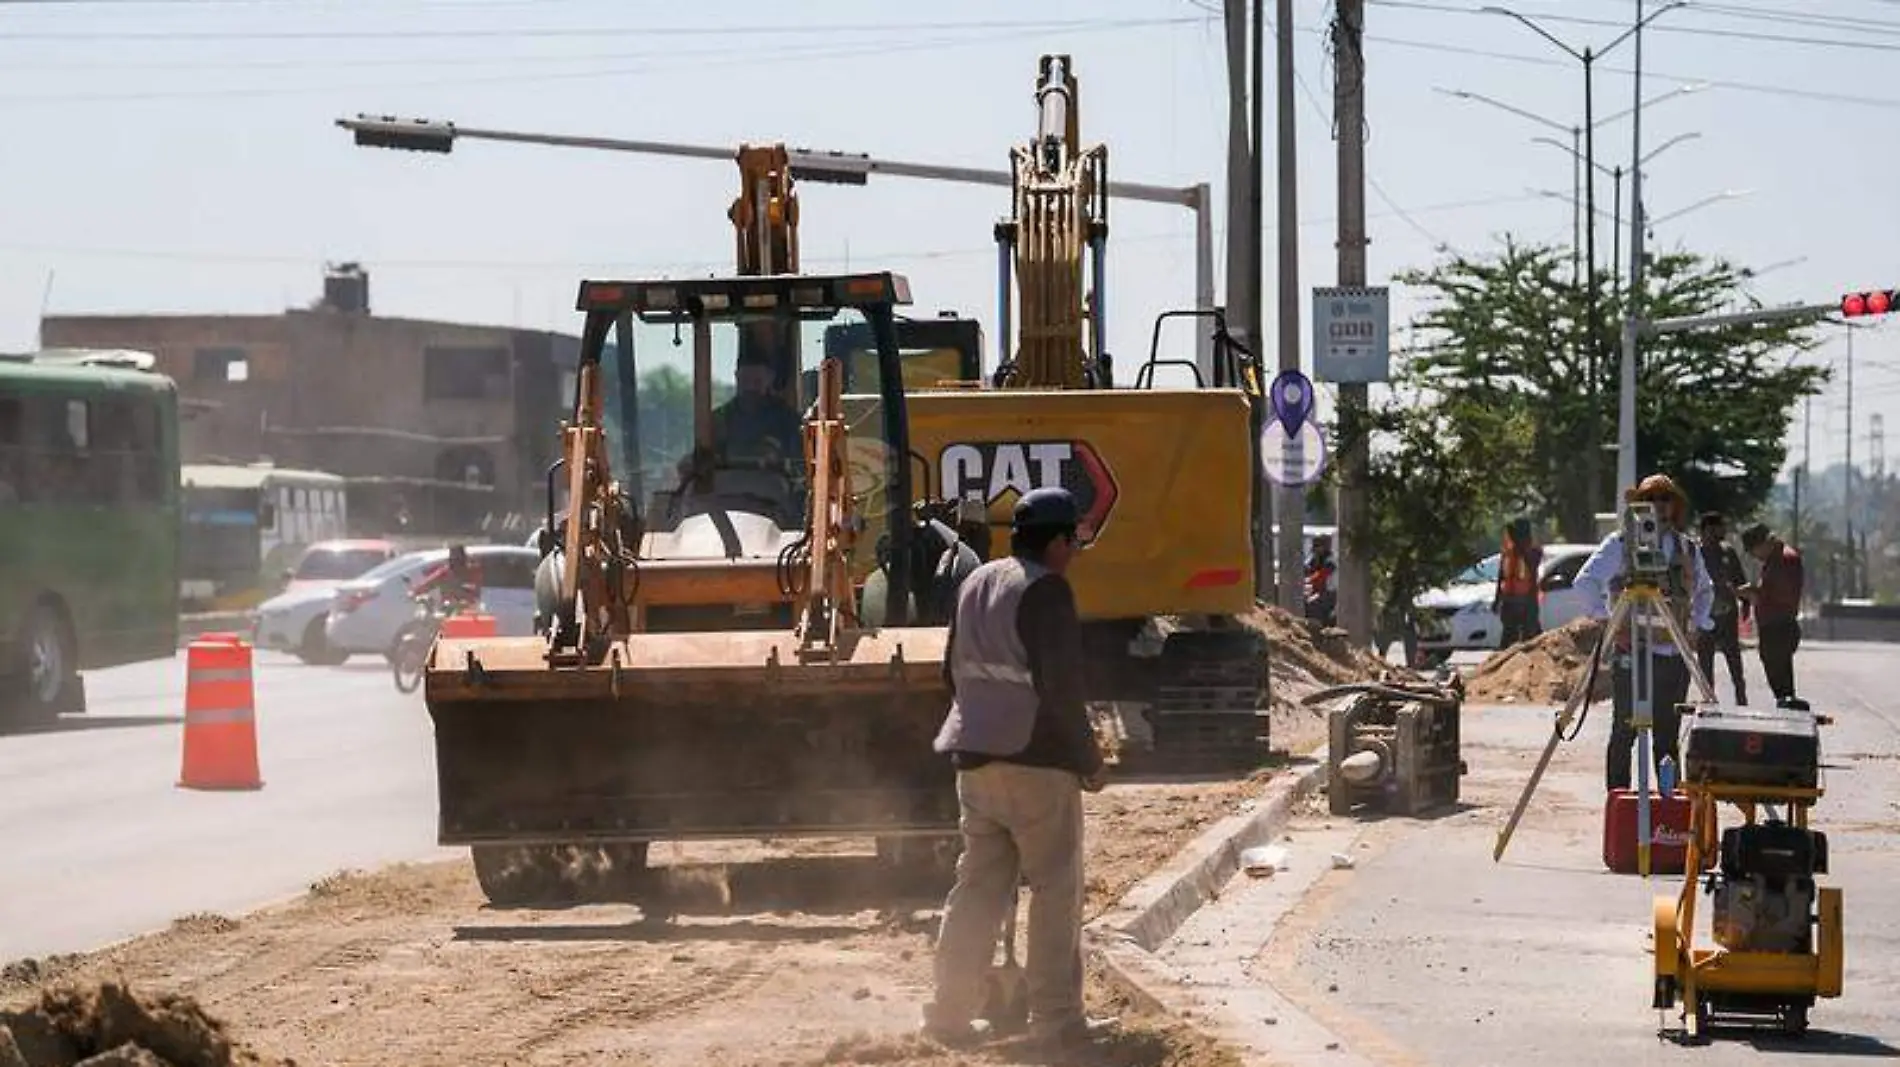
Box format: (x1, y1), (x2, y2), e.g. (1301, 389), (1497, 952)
(1395, 239), (1828, 540)
(1331, 382), (1538, 647)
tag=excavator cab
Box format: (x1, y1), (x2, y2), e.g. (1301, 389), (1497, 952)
(428, 271), (959, 906)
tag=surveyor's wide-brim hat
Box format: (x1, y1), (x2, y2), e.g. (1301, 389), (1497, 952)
(1625, 473), (1688, 509)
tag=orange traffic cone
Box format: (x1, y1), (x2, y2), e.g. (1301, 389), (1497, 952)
(178, 632), (263, 791)
(440, 613), (498, 640)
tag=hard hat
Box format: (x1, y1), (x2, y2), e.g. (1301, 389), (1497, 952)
(1013, 487), (1080, 531)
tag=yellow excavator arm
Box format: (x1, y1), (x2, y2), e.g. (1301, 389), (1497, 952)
(994, 54), (1109, 390)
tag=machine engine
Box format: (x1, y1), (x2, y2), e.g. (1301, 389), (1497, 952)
(1709, 822), (1828, 954)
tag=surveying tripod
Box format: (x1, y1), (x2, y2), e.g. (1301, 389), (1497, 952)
(1494, 573), (1716, 876)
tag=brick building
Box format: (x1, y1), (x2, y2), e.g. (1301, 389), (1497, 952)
(41, 265), (580, 536)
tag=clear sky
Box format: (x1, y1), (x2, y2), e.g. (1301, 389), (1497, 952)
(0, 0), (1894, 484)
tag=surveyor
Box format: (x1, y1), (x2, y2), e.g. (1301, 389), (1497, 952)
(1739, 522), (1805, 708)
(1695, 511), (1751, 705)
(922, 486), (1115, 1052)
(1494, 517), (1544, 646)
(1572, 474), (1714, 792)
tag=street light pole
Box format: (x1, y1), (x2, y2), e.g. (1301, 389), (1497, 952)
(1485, 0), (1685, 523)
(336, 114), (1220, 375)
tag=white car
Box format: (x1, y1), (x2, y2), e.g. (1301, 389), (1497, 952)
(323, 545), (542, 659)
(1413, 543), (1600, 662)
(252, 539), (402, 665)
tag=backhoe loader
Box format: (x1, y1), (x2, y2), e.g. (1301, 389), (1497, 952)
(423, 270), (961, 906)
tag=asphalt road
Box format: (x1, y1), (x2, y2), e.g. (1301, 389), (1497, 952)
(1231, 641), (1900, 1064)
(0, 652), (454, 961)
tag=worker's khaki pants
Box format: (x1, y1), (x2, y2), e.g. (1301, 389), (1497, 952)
(927, 761), (1086, 1031)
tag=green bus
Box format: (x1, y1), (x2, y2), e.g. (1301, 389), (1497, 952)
(0, 350), (180, 720)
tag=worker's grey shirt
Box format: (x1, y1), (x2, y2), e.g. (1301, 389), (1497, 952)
(933, 556), (1104, 777)
(1573, 529), (1714, 657)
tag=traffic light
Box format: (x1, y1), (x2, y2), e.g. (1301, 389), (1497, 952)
(1840, 289), (1896, 318)
(345, 114), (455, 154)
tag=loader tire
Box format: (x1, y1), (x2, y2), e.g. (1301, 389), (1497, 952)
(471, 843), (650, 907)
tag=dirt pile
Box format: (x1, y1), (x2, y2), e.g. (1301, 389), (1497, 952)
(1239, 605), (1417, 751)
(0, 981), (287, 1067)
(1465, 616), (1611, 704)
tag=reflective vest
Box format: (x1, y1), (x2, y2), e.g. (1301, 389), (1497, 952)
(933, 556), (1047, 758)
(1611, 532), (1696, 653)
(1498, 537), (1537, 598)
(1305, 558), (1335, 599)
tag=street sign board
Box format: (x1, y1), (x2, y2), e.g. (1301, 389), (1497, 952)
(1259, 420), (1328, 487)
(1312, 286), (1390, 383)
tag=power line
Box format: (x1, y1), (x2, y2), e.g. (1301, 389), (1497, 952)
(1368, 0), (1900, 54)
(0, 191), (1550, 270)
(0, 25), (1172, 104)
(0, 14), (1207, 41)
(1356, 26), (1900, 110)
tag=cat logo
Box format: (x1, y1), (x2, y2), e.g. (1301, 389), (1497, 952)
(937, 440), (1120, 543)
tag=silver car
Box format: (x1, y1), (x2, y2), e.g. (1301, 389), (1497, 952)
(323, 545), (542, 658)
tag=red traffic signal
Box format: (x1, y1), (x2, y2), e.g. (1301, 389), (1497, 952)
(1841, 289), (1896, 317)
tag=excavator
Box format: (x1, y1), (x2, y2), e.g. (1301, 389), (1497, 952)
(420, 148), (969, 906)
(850, 55), (1272, 769)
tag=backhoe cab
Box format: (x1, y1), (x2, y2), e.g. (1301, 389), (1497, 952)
(425, 271), (960, 907)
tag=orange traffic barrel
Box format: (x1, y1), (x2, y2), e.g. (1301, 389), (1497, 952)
(178, 632), (263, 791)
(440, 613), (498, 640)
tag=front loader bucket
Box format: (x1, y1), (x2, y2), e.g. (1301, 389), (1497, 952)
(421, 628), (957, 855)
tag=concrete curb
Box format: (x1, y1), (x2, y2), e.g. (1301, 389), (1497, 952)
(1084, 750), (1334, 1064)
(1091, 753), (1331, 953)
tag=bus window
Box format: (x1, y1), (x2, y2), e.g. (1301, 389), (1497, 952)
(63, 399), (89, 452)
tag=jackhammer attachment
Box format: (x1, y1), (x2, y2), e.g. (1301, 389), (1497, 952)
(423, 628), (957, 905)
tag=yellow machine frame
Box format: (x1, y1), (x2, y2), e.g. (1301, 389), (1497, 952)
(1652, 773), (1844, 1039)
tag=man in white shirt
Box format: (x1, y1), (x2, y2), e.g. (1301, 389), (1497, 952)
(1572, 474), (1714, 793)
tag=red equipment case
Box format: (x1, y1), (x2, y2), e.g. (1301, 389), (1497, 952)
(1602, 789), (1708, 875)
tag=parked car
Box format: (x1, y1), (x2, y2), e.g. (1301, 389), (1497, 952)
(252, 539), (402, 664)
(323, 544), (541, 659)
(1413, 543), (1600, 663)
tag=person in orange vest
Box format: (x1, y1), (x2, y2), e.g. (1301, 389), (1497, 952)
(1572, 474), (1714, 792)
(1493, 517), (1544, 647)
(1304, 534), (1338, 627)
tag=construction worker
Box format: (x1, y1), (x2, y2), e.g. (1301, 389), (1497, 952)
(1493, 518), (1544, 646)
(1572, 474), (1713, 793)
(922, 486), (1115, 1052)
(1739, 522), (1806, 708)
(1305, 533), (1338, 627)
(1695, 511), (1750, 705)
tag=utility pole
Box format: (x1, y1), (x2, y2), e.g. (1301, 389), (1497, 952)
(1616, 0), (1647, 496)
(1273, 0), (1305, 613)
(1845, 326), (1855, 597)
(1224, 0), (1270, 598)
(1794, 392), (1810, 551)
(1333, 0), (1373, 646)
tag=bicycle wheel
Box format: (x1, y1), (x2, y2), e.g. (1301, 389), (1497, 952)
(391, 626), (430, 694)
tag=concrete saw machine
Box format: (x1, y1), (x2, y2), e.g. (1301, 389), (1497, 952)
(422, 272), (960, 907)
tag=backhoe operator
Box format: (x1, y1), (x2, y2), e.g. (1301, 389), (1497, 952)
(714, 347), (803, 468)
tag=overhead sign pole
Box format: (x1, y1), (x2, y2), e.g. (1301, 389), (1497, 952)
(335, 114), (1218, 377)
